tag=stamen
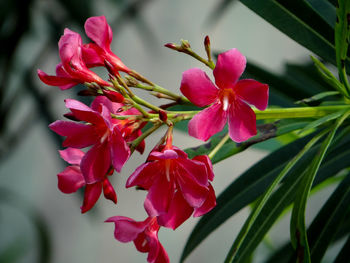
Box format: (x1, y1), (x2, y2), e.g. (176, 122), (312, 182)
(100, 130), (109, 143)
(165, 160), (171, 182)
(223, 96), (229, 111)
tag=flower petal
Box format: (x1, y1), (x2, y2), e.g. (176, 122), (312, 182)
(58, 29), (83, 67)
(49, 120), (98, 148)
(103, 178), (117, 203)
(80, 183), (102, 213)
(144, 175), (174, 216)
(56, 64), (78, 90)
(234, 79), (269, 110)
(105, 216), (147, 242)
(146, 231), (161, 263)
(59, 148), (84, 165)
(85, 16), (113, 51)
(80, 142), (111, 184)
(180, 68), (218, 107)
(188, 102), (227, 141)
(192, 155), (215, 181)
(176, 168), (209, 208)
(126, 162), (161, 189)
(37, 69), (77, 89)
(213, 48), (246, 88)
(193, 184), (216, 217)
(109, 126), (130, 173)
(153, 243), (169, 263)
(228, 99), (257, 142)
(157, 191), (193, 230)
(57, 166), (85, 193)
(177, 158), (208, 186)
(82, 43), (104, 67)
(65, 99), (106, 126)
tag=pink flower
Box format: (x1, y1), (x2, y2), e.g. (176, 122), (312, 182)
(57, 148), (117, 213)
(38, 29), (111, 89)
(126, 137), (216, 229)
(50, 97), (130, 184)
(82, 16), (130, 74)
(156, 155), (216, 230)
(106, 216), (169, 263)
(180, 48), (269, 142)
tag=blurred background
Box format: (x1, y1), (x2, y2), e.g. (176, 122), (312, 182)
(0, 0), (317, 262)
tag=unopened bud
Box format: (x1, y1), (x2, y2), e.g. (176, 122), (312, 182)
(78, 89), (96, 96)
(164, 43), (178, 50)
(103, 179), (117, 204)
(204, 35), (212, 63)
(204, 35), (210, 47)
(104, 59), (116, 75)
(159, 110), (168, 122)
(103, 90), (124, 103)
(125, 76), (139, 86)
(180, 39), (191, 49)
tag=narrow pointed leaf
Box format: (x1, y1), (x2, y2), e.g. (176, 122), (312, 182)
(334, 235), (350, 263)
(290, 112), (350, 263)
(225, 130), (328, 263)
(180, 134), (316, 262)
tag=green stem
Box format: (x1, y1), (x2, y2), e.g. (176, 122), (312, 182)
(135, 83), (191, 104)
(112, 105), (350, 122)
(184, 48), (215, 70)
(131, 95), (164, 113)
(208, 133), (230, 160)
(254, 105), (350, 119)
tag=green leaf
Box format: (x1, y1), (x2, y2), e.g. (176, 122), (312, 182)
(239, 0), (338, 65)
(335, 0), (350, 92)
(290, 112), (350, 263)
(225, 129), (328, 263)
(180, 134), (316, 262)
(184, 119), (310, 163)
(298, 109), (346, 135)
(305, 0), (336, 27)
(295, 91), (340, 105)
(334, 235), (350, 263)
(182, 127), (350, 262)
(308, 172), (350, 262)
(309, 56), (347, 96)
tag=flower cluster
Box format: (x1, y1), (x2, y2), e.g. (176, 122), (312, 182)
(38, 15), (268, 263)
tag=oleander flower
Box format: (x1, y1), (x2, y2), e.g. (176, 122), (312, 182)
(50, 97), (130, 183)
(180, 48), (269, 142)
(82, 16), (130, 74)
(156, 155), (216, 230)
(57, 148), (117, 213)
(38, 29), (111, 89)
(126, 135), (216, 229)
(106, 216), (169, 263)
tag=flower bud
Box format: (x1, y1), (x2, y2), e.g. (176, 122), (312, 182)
(164, 43), (178, 50)
(103, 178), (117, 204)
(180, 39), (191, 49)
(159, 110), (168, 122)
(103, 90), (124, 103)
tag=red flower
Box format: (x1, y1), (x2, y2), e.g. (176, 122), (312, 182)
(106, 216), (169, 263)
(57, 148), (117, 213)
(50, 97), (130, 184)
(82, 16), (130, 74)
(38, 29), (111, 89)
(180, 48), (269, 142)
(156, 155), (216, 230)
(126, 138), (216, 229)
